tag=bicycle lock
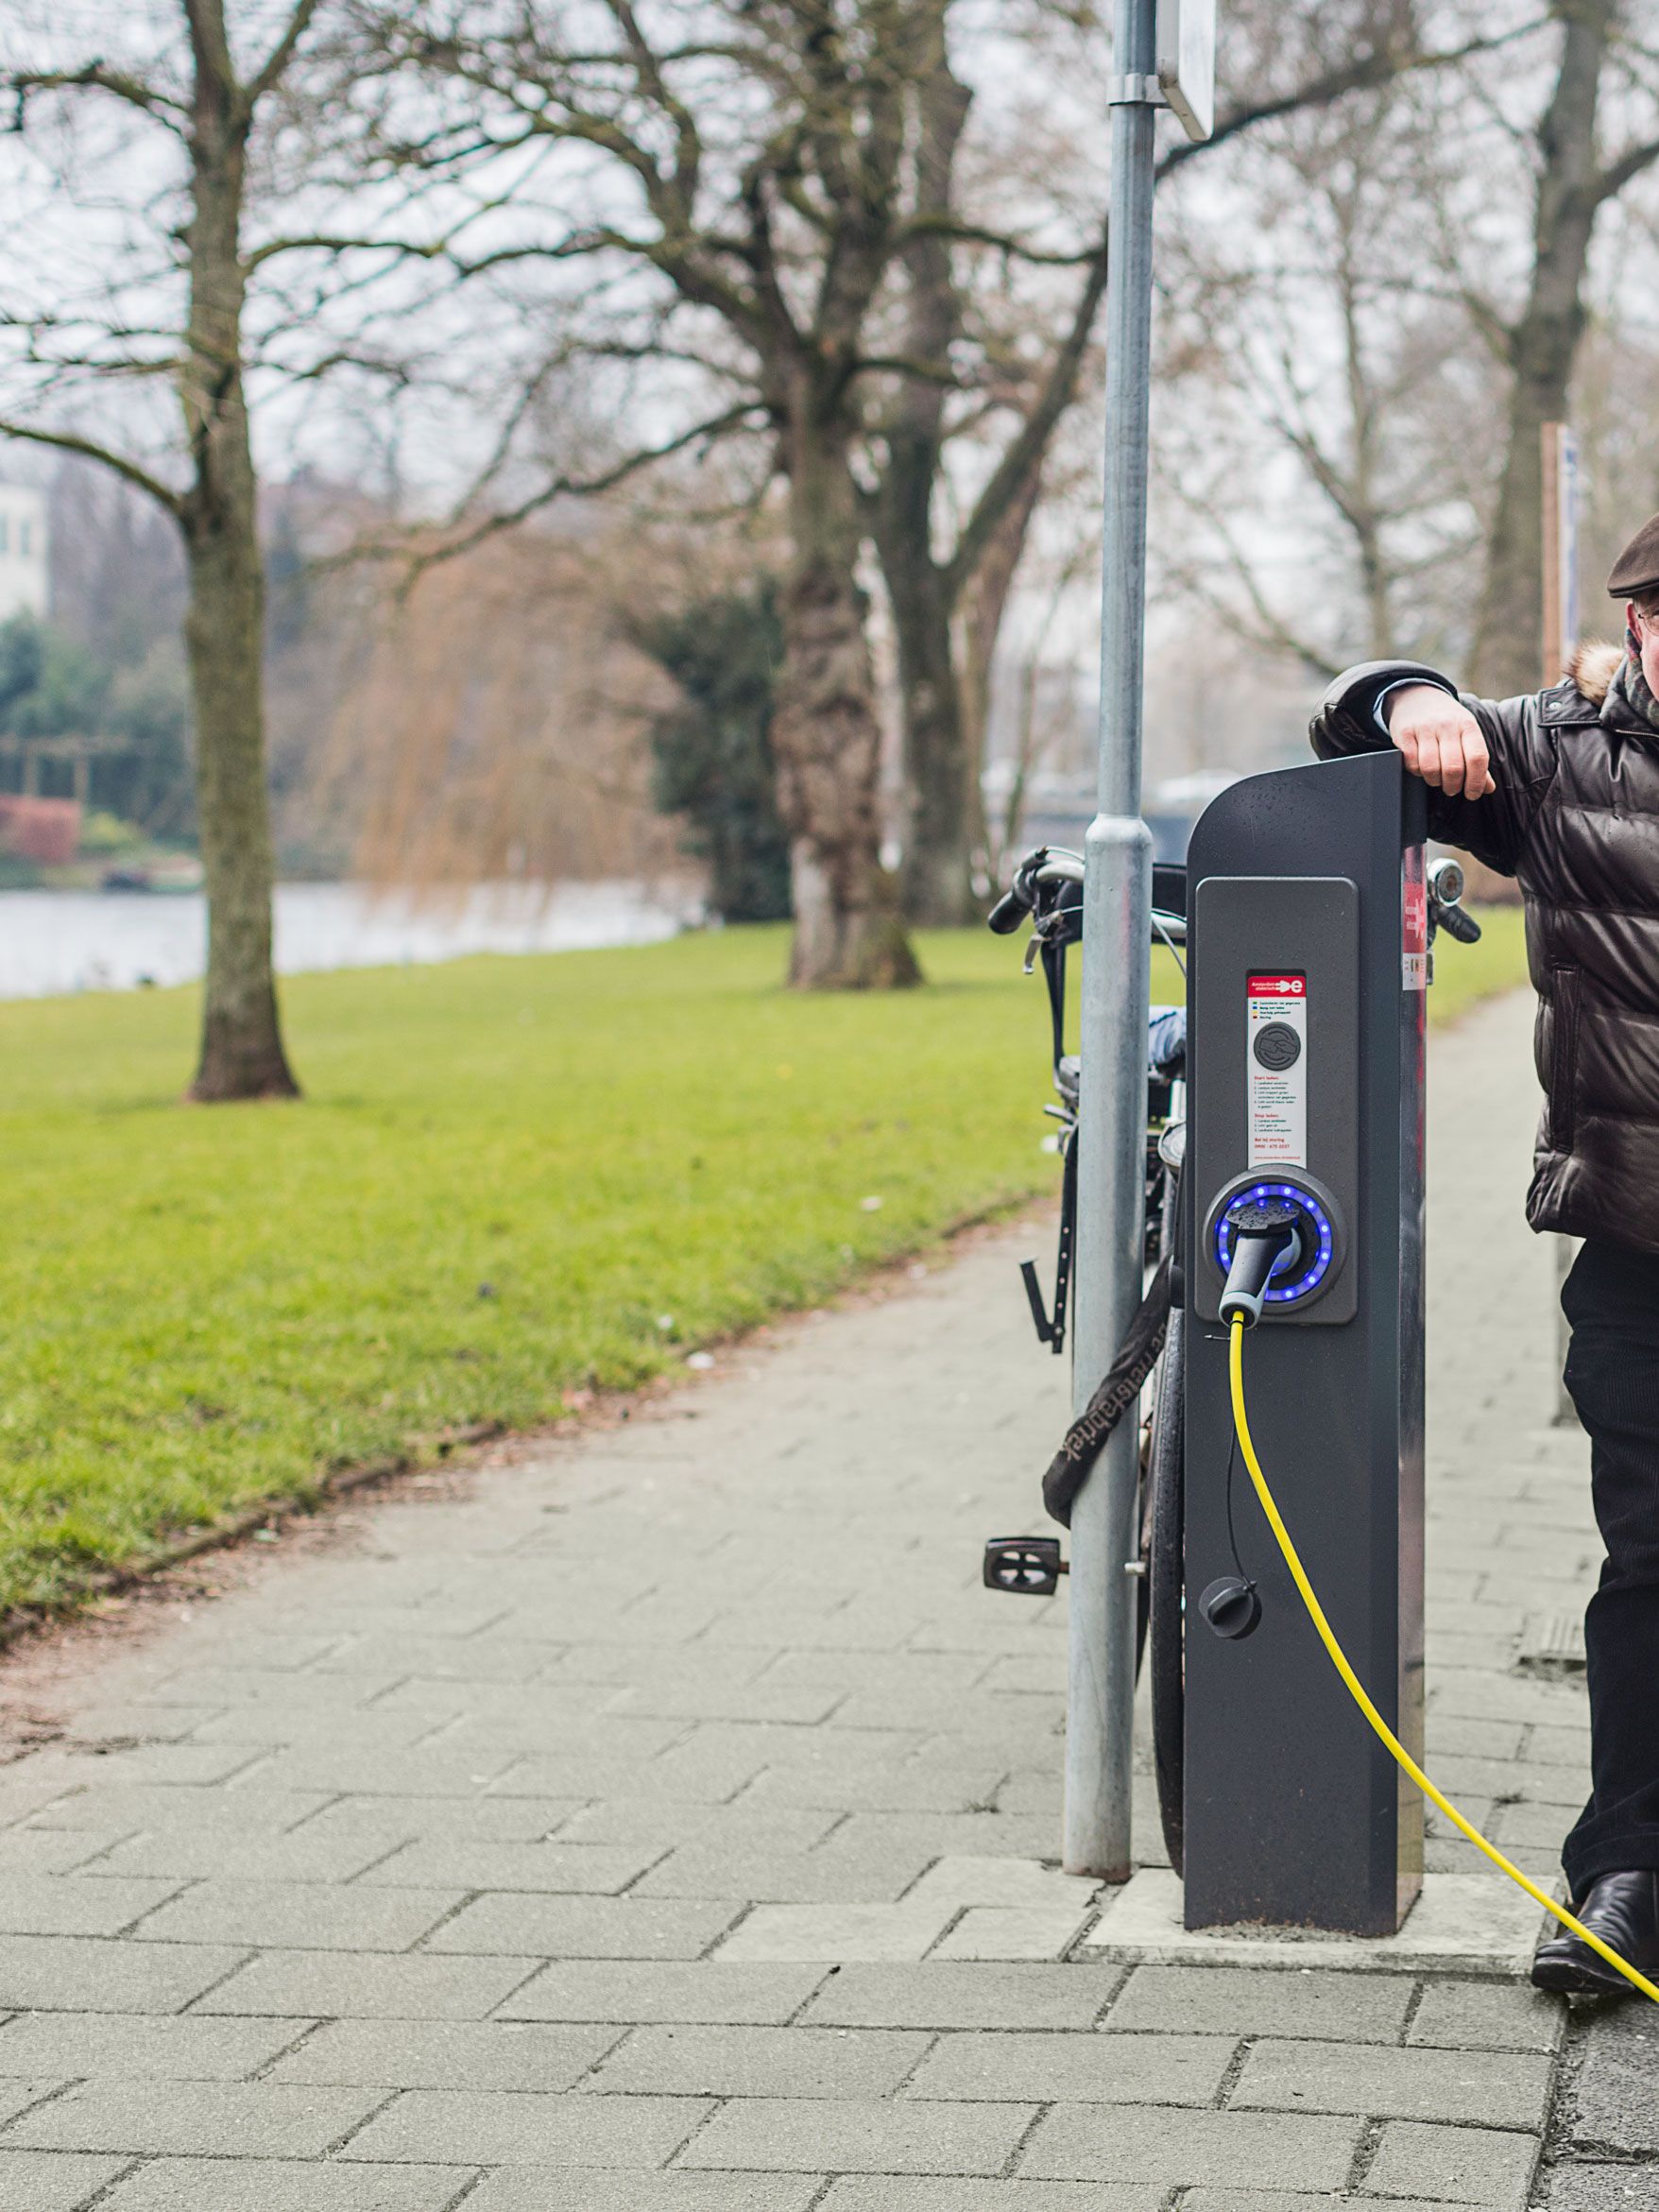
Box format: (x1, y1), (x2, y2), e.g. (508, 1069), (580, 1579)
(1187, 748), (1652, 1998)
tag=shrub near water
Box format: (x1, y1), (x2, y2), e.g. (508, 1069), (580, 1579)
(0, 912), (1525, 1618)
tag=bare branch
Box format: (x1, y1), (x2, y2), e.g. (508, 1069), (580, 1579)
(7, 60), (186, 126)
(351, 402), (769, 584)
(0, 419), (182, 519)
(248, 0), (323, 103)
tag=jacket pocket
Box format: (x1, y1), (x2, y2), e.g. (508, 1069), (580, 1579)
(1548, 966), (1582, 1154)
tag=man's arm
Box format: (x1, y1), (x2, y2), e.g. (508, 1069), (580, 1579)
(1309, 659), (1552, 878)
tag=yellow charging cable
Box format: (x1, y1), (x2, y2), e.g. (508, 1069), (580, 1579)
(1226, 1312), (1659, 2005)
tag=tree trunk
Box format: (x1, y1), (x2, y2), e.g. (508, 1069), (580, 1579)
(773, 443), (919, 989)
(180, 15), (299, 1101)
(886, 540), (975, 928)
(1468, 1), (1614, 698)
(877, 9), (977, 929)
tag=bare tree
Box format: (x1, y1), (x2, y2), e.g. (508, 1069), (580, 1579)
(353, 0), (960, 986)
(322, 518), (684, 892)
(1467, 1), (1659, 694)
(1, 0), (446, 1094)
(863, 0), (1514, 923)
(1153, 70), (1499, 681)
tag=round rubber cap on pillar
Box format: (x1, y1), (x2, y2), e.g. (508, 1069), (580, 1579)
(1200, 1575), (1261, 1640)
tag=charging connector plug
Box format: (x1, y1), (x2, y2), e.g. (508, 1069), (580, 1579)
(1219, 1197), (1306, 1328)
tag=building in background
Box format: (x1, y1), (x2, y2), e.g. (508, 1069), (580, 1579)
(0, 487), (48, 621)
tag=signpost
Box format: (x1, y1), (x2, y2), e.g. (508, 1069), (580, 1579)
(1067, 0), (1214, 1878)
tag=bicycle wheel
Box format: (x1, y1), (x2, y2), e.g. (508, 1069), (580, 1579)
(1148, 1299), (1185, 1876)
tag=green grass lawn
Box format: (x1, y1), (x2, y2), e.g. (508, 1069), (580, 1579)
(0, 909), (1528, 1620)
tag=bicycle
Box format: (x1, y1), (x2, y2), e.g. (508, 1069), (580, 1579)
(981, 840), (1480, 1878)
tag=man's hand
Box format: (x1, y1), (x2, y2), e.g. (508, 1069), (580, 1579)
(1384, 684), (1495, 799)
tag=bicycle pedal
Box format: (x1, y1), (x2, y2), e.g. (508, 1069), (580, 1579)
(983, 1535), (1067, 1596)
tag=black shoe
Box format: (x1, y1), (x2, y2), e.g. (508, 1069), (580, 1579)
(1531, 1870), (1659, 1996)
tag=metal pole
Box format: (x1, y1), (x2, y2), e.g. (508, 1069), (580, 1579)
(1065, 0), (1158, 1880)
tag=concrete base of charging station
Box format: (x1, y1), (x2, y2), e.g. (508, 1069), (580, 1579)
(1078, 1868), (1551, 1979)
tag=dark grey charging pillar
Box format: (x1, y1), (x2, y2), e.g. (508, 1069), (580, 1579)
(1182, 749), (1427, 1935)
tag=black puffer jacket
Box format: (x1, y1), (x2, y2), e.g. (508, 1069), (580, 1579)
(1310, 644), (1659, 1256)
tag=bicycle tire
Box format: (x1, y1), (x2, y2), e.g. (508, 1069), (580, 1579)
(1148, 1298), (1186, 1876)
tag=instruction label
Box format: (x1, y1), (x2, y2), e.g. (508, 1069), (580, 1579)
(1401, 847), (1428, 991)
(1246, 972), (1308, 1167)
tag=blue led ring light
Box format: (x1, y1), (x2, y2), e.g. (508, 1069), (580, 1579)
(1214, 1181), (1335, 1305)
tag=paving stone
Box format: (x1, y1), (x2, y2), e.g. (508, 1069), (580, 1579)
(929, 1904), (1091, 1960)
(587, 2023), (932, 2098)
(340, 2086), (710, 2165)
(94, 2157), (468, 2210)
(137, 1665), (403, 1708)
(0, 1937), (244, 2015)
(1183, 2198), (1432, 2212)
(714, 1901), (958, 1963)
(1489, 1799), (1580, 1848)
(130, 1879), (463, 1952)
(1408, 1980), (1565, 2052)
(0, 2014), (309, 2081)
(743, 1760), (1010, 1814)
(492, 1753), (735, 1803)
(0, 2083), (77, 2127)
(188, 1706), (448, 1749)
(902, 2028), (1229, 2105)
(829, 1812), (1063, 1860)
(6, 2080), (384, 2158)
(464, 2170), (823, 2210)
(0, 1831), (134, 1877)
(20, 1746), (259, 1792)
(24, 1788), (331, 1835)
(802, 1962), (1120, 2031)
(1538, 2168), (1659, 2211)
(269, 2017), (621, 2090)
(1564, 1998), (1659, 2155)
(1361, 2119), (1539, 2206)
(365, 1840), (659, 1893)
(632, 1842), (933, 1904)
(676, 2095), (1035, 2174)
(94, 1830), (402, 1883)
(0, 2152), (129, 2210)
(425, 1893), (741, 1959)
(247, 1747), (522, 1797)
(819, 2186), (1159, 2212)
(300, 1792), (587, 1843)
(1526, 1723), (1592, 1767)
(1017, 2104), (1361, 2189)
(904, 1856), (1101, 1912)
(0, 1878), (180, 1940)
(1232, 2039), (1552, 2130)
(313, 1636), (561, 1683)
(192, 1949), (539, 2018)
(555, 1800), (839, 1853)
(496, 1960), (828, 2024)
(1104, 1964), (1413, 2042)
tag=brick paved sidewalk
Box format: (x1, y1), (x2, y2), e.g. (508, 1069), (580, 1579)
(0, 988), (1604, 2210)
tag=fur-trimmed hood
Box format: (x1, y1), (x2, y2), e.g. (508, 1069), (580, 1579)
(1569, 640), (1622, 706)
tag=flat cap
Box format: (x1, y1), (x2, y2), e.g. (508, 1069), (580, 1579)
(1608, 512), (1659, 597)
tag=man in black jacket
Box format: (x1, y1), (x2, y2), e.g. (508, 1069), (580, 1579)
(1309, 516), (1659, 1996)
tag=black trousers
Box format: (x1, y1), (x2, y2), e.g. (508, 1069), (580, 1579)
(1560, 1237), (1659, 1894)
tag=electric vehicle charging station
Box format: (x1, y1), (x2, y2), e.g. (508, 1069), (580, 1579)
(1182, 746), (1428, 1935)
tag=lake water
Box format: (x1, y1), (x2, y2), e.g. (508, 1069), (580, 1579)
(0, 880), (702, 1000)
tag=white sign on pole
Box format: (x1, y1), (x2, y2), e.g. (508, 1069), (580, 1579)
(1559, 426), (1580, 655)
(1157, 0), (1216, 143)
